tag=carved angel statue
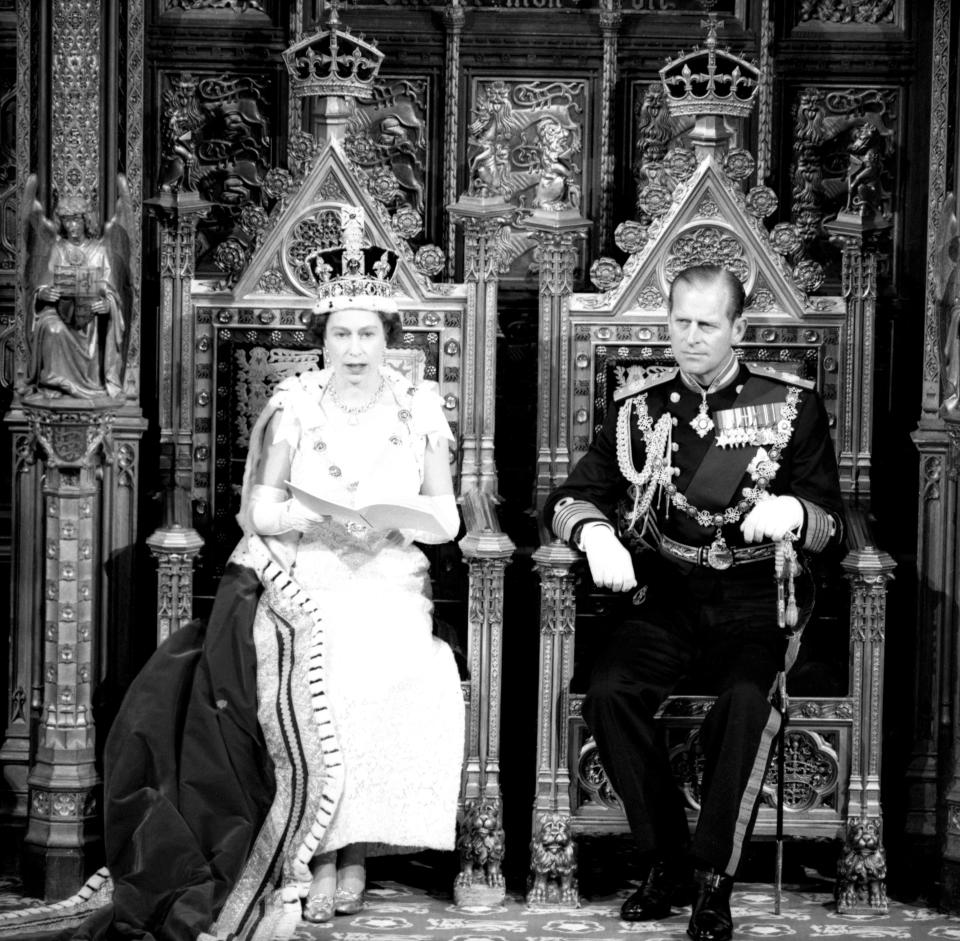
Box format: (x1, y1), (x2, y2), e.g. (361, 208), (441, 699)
(22, 175), (132, 400)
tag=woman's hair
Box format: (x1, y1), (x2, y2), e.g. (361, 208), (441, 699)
(308, 306), (403, 347)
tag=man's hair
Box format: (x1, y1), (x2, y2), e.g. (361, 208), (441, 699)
(668, 264), (746, 323)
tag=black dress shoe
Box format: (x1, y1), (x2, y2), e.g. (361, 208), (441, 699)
(687, 868), (734, 941)
(620, 859), (688, 922)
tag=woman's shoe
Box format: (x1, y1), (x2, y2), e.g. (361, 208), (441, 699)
(334, 887), (364, 915)
(303, 894), (335, 923)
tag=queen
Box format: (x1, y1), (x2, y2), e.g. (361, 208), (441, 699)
(74, 208), (465, 941)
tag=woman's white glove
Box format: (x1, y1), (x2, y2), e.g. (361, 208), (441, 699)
(740, 495), (803, 543)
(248, 484), (327, 536)
(391, 493), (460, 546)
(579, 522), (637, 592)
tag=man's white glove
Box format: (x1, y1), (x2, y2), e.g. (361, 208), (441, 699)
(740, 495), (803, 543)
(579, 522), (637, 593)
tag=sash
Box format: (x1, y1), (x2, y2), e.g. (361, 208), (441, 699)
(683, 377), (793, 513)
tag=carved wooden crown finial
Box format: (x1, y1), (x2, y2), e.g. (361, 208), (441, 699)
(282, 2), (384, 101)
(659, 14), (759, 121)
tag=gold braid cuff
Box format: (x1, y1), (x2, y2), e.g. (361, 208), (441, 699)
(798, 498), (835, 553)
(552, 497), (611, 545)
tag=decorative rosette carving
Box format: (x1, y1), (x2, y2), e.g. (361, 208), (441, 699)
(722, 148), (756, 182)
(589, 257), (623, 292)
(769, 222), (802, 256)
(263, 167), (295, 200)
(696, 196), (721, 218)
(258, 269), (286, 294)
(392, 207), (423, 239)
(745, 185), (778, 218)
(637, 184), (672, 218)
(793, 259), (825, 293)
(213, 237), (248, 283)
(614, 220), (648, 255)
(747, 289), (775, 312)
(414, 244), (446, 276)
(366, 166), (402, 205)
(638, 285), (665, 310)
(663, 147), (697, 182)
(344, 134), (379, 165)
(240, 205), (269, 238)
(288, 130), (321, 177)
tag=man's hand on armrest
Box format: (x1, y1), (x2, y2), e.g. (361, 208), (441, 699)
(578, 522), (637, 593)
(740, 495), (803, 543)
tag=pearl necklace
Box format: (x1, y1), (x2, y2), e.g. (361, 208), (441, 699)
(328, 375), (385, 425)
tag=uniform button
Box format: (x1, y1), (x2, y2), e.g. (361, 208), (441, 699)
(670, 391), (680, 403)
(329, 465), (342, 477)
(314, 440), (326, 451)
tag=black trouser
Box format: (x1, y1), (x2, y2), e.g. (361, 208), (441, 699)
(582, 556), (808, 877)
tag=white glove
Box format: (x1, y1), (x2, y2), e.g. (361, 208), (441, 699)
(579, 522), (637, 593)
(740, 495), (803, 543)
(248, 484), (328, 536)
(396, 493), (460, 545)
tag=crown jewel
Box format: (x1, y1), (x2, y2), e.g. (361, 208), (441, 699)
(282, 1), (385, 101)
(311, 206), (399, 313)
(659, 15), (759, 120)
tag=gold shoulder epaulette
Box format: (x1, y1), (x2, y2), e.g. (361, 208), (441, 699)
(747, 364), (816, 391)
(613, 367), (678, 402)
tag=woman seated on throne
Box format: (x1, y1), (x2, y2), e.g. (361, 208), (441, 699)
(71, 211), (464, 941)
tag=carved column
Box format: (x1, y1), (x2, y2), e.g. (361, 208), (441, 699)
(940, 427), (960, 909)
(20, 405), (115, 900)
(144, 194), (213, 642)
(0, 425), (44, 854)
(454, 505), (514, 908)
(907, 0), (954, 882)
(448, 195), (513, 497)
(836, 541), (895, 915)
(526, 208), (590, 513)
(442, 1), (466, 274)
(3, 0), (145, 894)
(528, 541), (580, 908)
(596, 1), (621, 251)
(755, 0), (774, 183)
(824, 215), (889, 503)
(908, 429), (951, 851)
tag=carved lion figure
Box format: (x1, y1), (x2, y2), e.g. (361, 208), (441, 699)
(836, 819), (888, 911)
(527, 813), (578, 905)
(455, 798), (506, 888)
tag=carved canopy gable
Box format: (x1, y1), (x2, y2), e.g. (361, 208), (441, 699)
(565, 152), (849, 482)
(224, 140), (463, 307)
(188, 136), (471, 585)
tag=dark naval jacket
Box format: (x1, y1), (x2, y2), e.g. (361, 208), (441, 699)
(546, 361), (844, 563)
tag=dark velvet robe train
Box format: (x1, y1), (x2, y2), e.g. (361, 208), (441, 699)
(68, 563), (274, 941)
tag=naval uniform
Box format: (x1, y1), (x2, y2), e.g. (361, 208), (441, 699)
(545, 359), (843, 876)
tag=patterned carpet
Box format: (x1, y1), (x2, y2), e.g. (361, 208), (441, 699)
(2, 871), (959, 940)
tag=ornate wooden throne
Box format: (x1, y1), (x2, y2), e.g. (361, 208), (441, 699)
(527, 17), (894, 914)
